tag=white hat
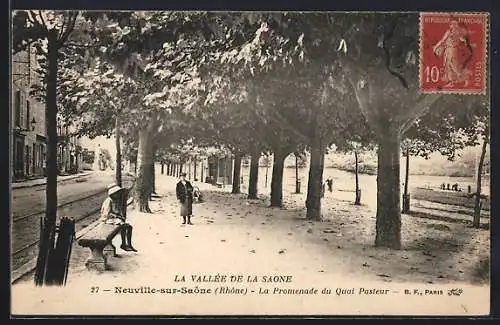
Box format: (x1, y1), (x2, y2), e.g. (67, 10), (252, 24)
(108, 185), (123, 197)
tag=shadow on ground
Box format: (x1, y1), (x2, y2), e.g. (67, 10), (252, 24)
(407, 210), (490, 230)
(197, 187), (490, 285)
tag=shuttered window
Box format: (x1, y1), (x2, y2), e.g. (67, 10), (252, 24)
(15, 91), (21, 127)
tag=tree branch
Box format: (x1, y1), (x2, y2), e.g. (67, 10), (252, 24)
(400, 93), (441, 135)
(38, 10), (48, 30)
(26, 11), (38, 25)
(58, 14), (67, 40)
(338, 55), (382, 134)
(28, 10), (48, 33)
(58, 12), (78, 45)
(382, 18), (409, 89)
(262, 108), (310, 144)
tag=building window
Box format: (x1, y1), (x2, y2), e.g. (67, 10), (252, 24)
(15, 91), (21, 127)
(26, 100), (30, 131)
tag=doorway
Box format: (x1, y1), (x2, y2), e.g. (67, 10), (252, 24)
(14, 138), (25, 179)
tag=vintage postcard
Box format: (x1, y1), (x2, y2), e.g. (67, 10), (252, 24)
(10, 10), (491, 316)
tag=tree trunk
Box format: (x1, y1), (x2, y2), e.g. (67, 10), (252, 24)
(201, 160), (204, 182)
(232, 153), (242, 194)
(402, 148), (410, 213)
(135, 126), (154, 213)
(306, 138), (325, 220)
(35, 31), (59, 286)
(188, 160), (192, 180)
(151, 160), (156, 195)
(151, 144), (157, 195)
(115, 115), (122, 187)
(248, 152), (260, 199)
(375, 128), (402, 249)
(193, 159), (198, 181)
(222, 158), (226, 185)
(295, 153), (300, 193)
(270, 150), (287, 207)
(473, 137), (488, 228)
(354, 151), (361, 205)
(265, 164), (269, 188)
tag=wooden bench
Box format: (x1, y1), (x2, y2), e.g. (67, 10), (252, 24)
(78, 223), (123, 272)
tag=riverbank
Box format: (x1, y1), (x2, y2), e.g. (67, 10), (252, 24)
(327, 164), (486, 179)
(326, 147), (489, 179)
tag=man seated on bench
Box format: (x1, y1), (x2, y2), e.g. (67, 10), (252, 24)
(100, 184), (137, 252)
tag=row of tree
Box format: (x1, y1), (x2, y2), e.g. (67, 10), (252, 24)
(12, 11), (489, 285)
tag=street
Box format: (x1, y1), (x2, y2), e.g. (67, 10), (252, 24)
(11, 170), (134, 272)
(12, 170), (117, 219)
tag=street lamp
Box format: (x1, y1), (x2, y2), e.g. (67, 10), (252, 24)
(14, 117), (36, 132)
(30, 117), (36, 131)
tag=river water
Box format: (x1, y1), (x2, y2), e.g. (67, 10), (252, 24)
(240, 166), (490, 197)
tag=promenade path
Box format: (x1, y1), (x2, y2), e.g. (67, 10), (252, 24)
(11, 173), (489, 316)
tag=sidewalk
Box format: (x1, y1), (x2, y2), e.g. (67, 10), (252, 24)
(11, 174), (489, 316)
(12, 171), (93, 190)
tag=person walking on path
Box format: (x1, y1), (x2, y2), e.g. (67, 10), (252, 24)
(100, 183), (138, 252)
(176, 172), (194, 225)
(326, 178), (333, 192)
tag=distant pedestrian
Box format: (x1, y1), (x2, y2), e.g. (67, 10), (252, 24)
(100, 184), (137, 252)
(176, 172), (194, 225)
(193, 186), (204, 203)
(326, 178), (333, 192)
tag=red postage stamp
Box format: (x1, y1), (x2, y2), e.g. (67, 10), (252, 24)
(419, 12), (488, 94)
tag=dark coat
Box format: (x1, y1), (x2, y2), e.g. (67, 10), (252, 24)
(176, 180), (194, 204)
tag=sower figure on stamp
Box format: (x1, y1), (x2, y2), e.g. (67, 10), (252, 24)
(433, 19), (473, 87)
(100, 184), (138, 252)
(176, 172), (194, 225)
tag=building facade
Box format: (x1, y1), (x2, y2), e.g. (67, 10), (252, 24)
(57, 119), (83, 175)
(206, 155), (233, 185)
(12, 45), (84, 180)
(11, 45), (46, 181)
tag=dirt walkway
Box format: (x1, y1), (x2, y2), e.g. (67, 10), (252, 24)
(11, 174), (489, 316)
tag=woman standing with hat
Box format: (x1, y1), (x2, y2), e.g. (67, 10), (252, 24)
(100, 183), (137, 251)
(176, 172), (194, 225)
